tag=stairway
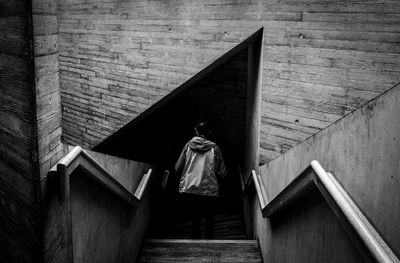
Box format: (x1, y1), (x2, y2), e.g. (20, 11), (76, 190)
(138, 239), (263, 263)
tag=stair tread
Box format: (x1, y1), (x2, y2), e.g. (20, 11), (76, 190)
(138, 239), (263, 263)
(146, 239), (258, 244)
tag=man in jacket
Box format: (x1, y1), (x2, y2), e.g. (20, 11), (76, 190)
(175, 122), (227, 238)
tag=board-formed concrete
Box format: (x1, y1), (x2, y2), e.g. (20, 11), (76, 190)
(255, 83), (400, 262)
(67, 149), (155, 263)
(57, 0), (400, 163)
(0, 1), (41, 262)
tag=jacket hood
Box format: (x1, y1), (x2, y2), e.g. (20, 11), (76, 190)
(188, 136), (215, 151)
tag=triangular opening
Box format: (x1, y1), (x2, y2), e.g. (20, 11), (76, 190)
(93, 28), (264, 239)
(94, 28), (262, 169)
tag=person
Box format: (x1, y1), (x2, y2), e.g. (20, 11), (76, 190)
(175, 122), (227, 238)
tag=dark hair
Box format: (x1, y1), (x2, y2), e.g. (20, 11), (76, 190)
(194, 122), (211, 138)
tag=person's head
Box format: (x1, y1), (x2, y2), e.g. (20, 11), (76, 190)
(194, 122), (211, 138)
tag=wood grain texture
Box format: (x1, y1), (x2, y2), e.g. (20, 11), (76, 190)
(0, 0), (43, 262)
(0, 0), (63, 262)
(31, 1), (65, 263)
(255, 83), (400, 262)
(32, 1), (62, 179)
(138, 239), (262, 263)
(56, 0), (400, 163)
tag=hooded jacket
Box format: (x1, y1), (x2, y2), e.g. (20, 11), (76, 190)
(175, 136), (227, 197)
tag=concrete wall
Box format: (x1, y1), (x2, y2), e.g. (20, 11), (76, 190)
(32, 0), (62, 178)
(31, 0), (65, 262)
(67, 149), (155, 263)
(0, 1), (43, 262)
(57, 0), (400, 163)
(255, 83), (400, 262)
(259, 191), (365, 262)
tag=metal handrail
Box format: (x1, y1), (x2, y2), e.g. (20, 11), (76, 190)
(134, 168), (153, 200)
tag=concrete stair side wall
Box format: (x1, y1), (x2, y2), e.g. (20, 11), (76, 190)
(255, 83), (400, 262)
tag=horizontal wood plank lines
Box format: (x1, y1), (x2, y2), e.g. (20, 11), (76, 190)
(265, 78), (378, 111)
(0, 163), (42, 263)
(264, 46), (400, 74)
(57, 1), (400, 160)
(32, 7), (65, 263)
(0, 15), (32, 56)
(138, 239), (262, 263)
(57, 20), (400, 47)
(0, 1), (43, 262)
(58, 1), (400, 15)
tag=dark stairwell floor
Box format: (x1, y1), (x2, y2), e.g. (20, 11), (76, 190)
(147, 190), (247, 240)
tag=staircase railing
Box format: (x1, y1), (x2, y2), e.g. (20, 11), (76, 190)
(48, 146), (154, 262)
(50, 146), (152, 205)
(250, 160), (399, 263)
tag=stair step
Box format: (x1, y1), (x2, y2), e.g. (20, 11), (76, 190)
(138, 239), (262, 263)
